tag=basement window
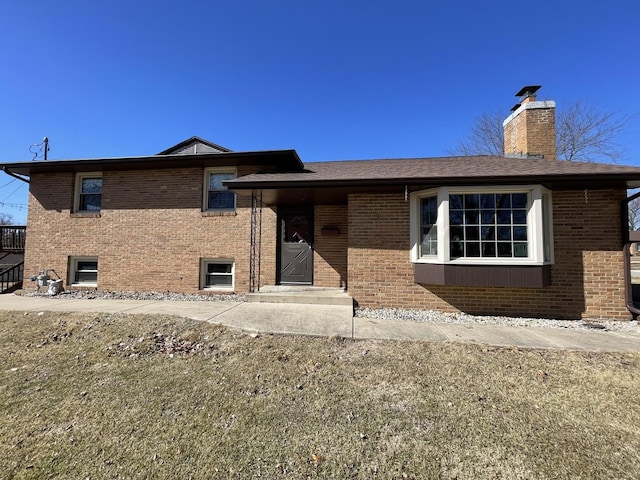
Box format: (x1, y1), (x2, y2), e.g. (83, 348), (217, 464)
(200, 259), (234, 290)
(70, 257), (98, 286)
(410, 185), (553, 265)
(74, 173), (102, 212)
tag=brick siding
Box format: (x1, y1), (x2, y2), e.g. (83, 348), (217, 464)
(24, 167), (631, 319)
(504, 103), (557, 160)
(347, 189), (630, 320)
(313, 205), (348, 288)
(24, 166), (277, 294)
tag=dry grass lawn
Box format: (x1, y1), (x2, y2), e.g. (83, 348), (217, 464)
(1, 310), (639, 479)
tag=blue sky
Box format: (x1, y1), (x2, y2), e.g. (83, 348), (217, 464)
(1, 0), (639, 224)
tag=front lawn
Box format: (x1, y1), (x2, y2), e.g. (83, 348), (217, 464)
(1, 311), (639, 479)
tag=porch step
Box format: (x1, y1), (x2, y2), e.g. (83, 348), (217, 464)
(246, 286), (354, 306)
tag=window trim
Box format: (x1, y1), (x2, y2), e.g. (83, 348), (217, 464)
(200, 258), (235, 291)
(69, 256), (98, 287)
(74, 172), (103, 213)
(203, 167), (237, 212)
(410, 185), (553, 266)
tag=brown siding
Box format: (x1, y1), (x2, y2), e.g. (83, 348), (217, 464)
(414, 264), (551, 288)
(313, 205), (348, 288)
(24, 166), (277, 294)
(347, 189), (629, 319)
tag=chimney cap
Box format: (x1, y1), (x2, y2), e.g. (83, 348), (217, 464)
(510, 103), (521, 112)
(515, 85), (541, 98)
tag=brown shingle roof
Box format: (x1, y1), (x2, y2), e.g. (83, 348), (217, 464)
(226, 155), (640, 189)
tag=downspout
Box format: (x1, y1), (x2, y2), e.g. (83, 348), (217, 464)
(622, 191), (640, 316)
(1, 167), (30, 184)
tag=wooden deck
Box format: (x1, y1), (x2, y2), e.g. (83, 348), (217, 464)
(0, 226), (26, 252)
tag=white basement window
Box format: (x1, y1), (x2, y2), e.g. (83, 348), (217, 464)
(200, 259), (235, 290)
(410, 185), (553, 265)
(70, 257), (98, 286)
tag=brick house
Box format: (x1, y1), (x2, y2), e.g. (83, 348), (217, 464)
(3, 86), (640, 319)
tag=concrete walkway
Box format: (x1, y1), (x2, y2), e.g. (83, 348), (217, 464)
(1, 294), (640, 352)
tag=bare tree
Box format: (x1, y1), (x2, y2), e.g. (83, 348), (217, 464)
(0, 213), (14, 225)
(629, 197), (640, 231)
(455, 110), (505, 157)
(556, 102), (628, 162)
(455, 101), (630, 162)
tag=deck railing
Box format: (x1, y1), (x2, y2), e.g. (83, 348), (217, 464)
(0, 261), (23, 293)
(0, 226), (26, 252)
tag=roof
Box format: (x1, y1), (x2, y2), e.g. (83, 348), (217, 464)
(224, 155), (640, 204)
(157, 136), (232, 155)
(227, 155), (640, 186)
(0, 136), (303, 177)
(0, 150), (304, 176)
(3, 137), (640, 206)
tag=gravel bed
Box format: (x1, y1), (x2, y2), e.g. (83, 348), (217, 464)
(356, 307), (640, 333)
(17, 289), (640, 333)
(21, 289), (245, 303)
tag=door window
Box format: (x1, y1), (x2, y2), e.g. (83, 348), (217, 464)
(284, 215), (309, 243)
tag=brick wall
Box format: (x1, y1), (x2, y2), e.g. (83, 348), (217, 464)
(347, 189), (630, 320)
(313, 205), (348, 288)
(25, 166), (630, 319)
(504, 103), (557, 160)
(24, 166), (277, 294)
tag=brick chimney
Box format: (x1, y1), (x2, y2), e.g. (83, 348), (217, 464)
(503, 85), (556, 160)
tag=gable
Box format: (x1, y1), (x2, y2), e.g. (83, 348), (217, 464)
(158, 136), (232, 155)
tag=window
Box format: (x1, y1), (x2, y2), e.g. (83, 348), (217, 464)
(420, 196), (438, 257)
(410, 186), (553, 265)
(201, 259), (234, 290)
(449, 193), (528, 259)
(70, 257), (98, 286)
(204, 168), (236, 211)
(74, 173), (102, 212)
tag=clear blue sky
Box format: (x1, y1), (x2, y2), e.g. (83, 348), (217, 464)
(2, 0), (639, 224)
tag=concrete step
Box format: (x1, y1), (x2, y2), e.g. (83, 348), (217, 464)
(246, 286), (354, 306)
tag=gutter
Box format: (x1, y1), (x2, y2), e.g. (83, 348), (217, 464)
(623, 191), (640, 317)
(0, 149), (304, 176)
(225, 173), (636, 191)
(1, 167), (29, 183)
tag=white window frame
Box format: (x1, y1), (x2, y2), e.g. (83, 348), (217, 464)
(69, 256), (98, 287)
(200, 258), (235, 291)
(203, 168), (236, 212)
(74, 172), (103, 213)
(410, 185), (554, 266)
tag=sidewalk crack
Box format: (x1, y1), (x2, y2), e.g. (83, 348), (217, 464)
(204, 302), (243, 321)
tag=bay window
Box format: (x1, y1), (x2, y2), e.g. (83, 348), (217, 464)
(420, 196), (438, 257)
(411, 185), (553, 265)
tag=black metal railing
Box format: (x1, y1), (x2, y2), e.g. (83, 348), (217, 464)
(0, 261), (24, 293)
(0, 226), (26, 252)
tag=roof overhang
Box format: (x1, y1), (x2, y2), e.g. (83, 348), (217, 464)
(0, 150), (303, 177)
(226, 174), (640, 206)
(224, 155), (640, 205)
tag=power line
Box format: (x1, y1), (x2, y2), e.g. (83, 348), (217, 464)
(0, 178), (17, 188)
(30, 137), (50, 160)
(1, 183), (25, 203)
(0, 201), (27, 210)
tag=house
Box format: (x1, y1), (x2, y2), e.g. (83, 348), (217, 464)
(3, 86), (640, 320)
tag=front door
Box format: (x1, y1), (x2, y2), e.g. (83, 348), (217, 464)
(278, 208), (313, 284)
